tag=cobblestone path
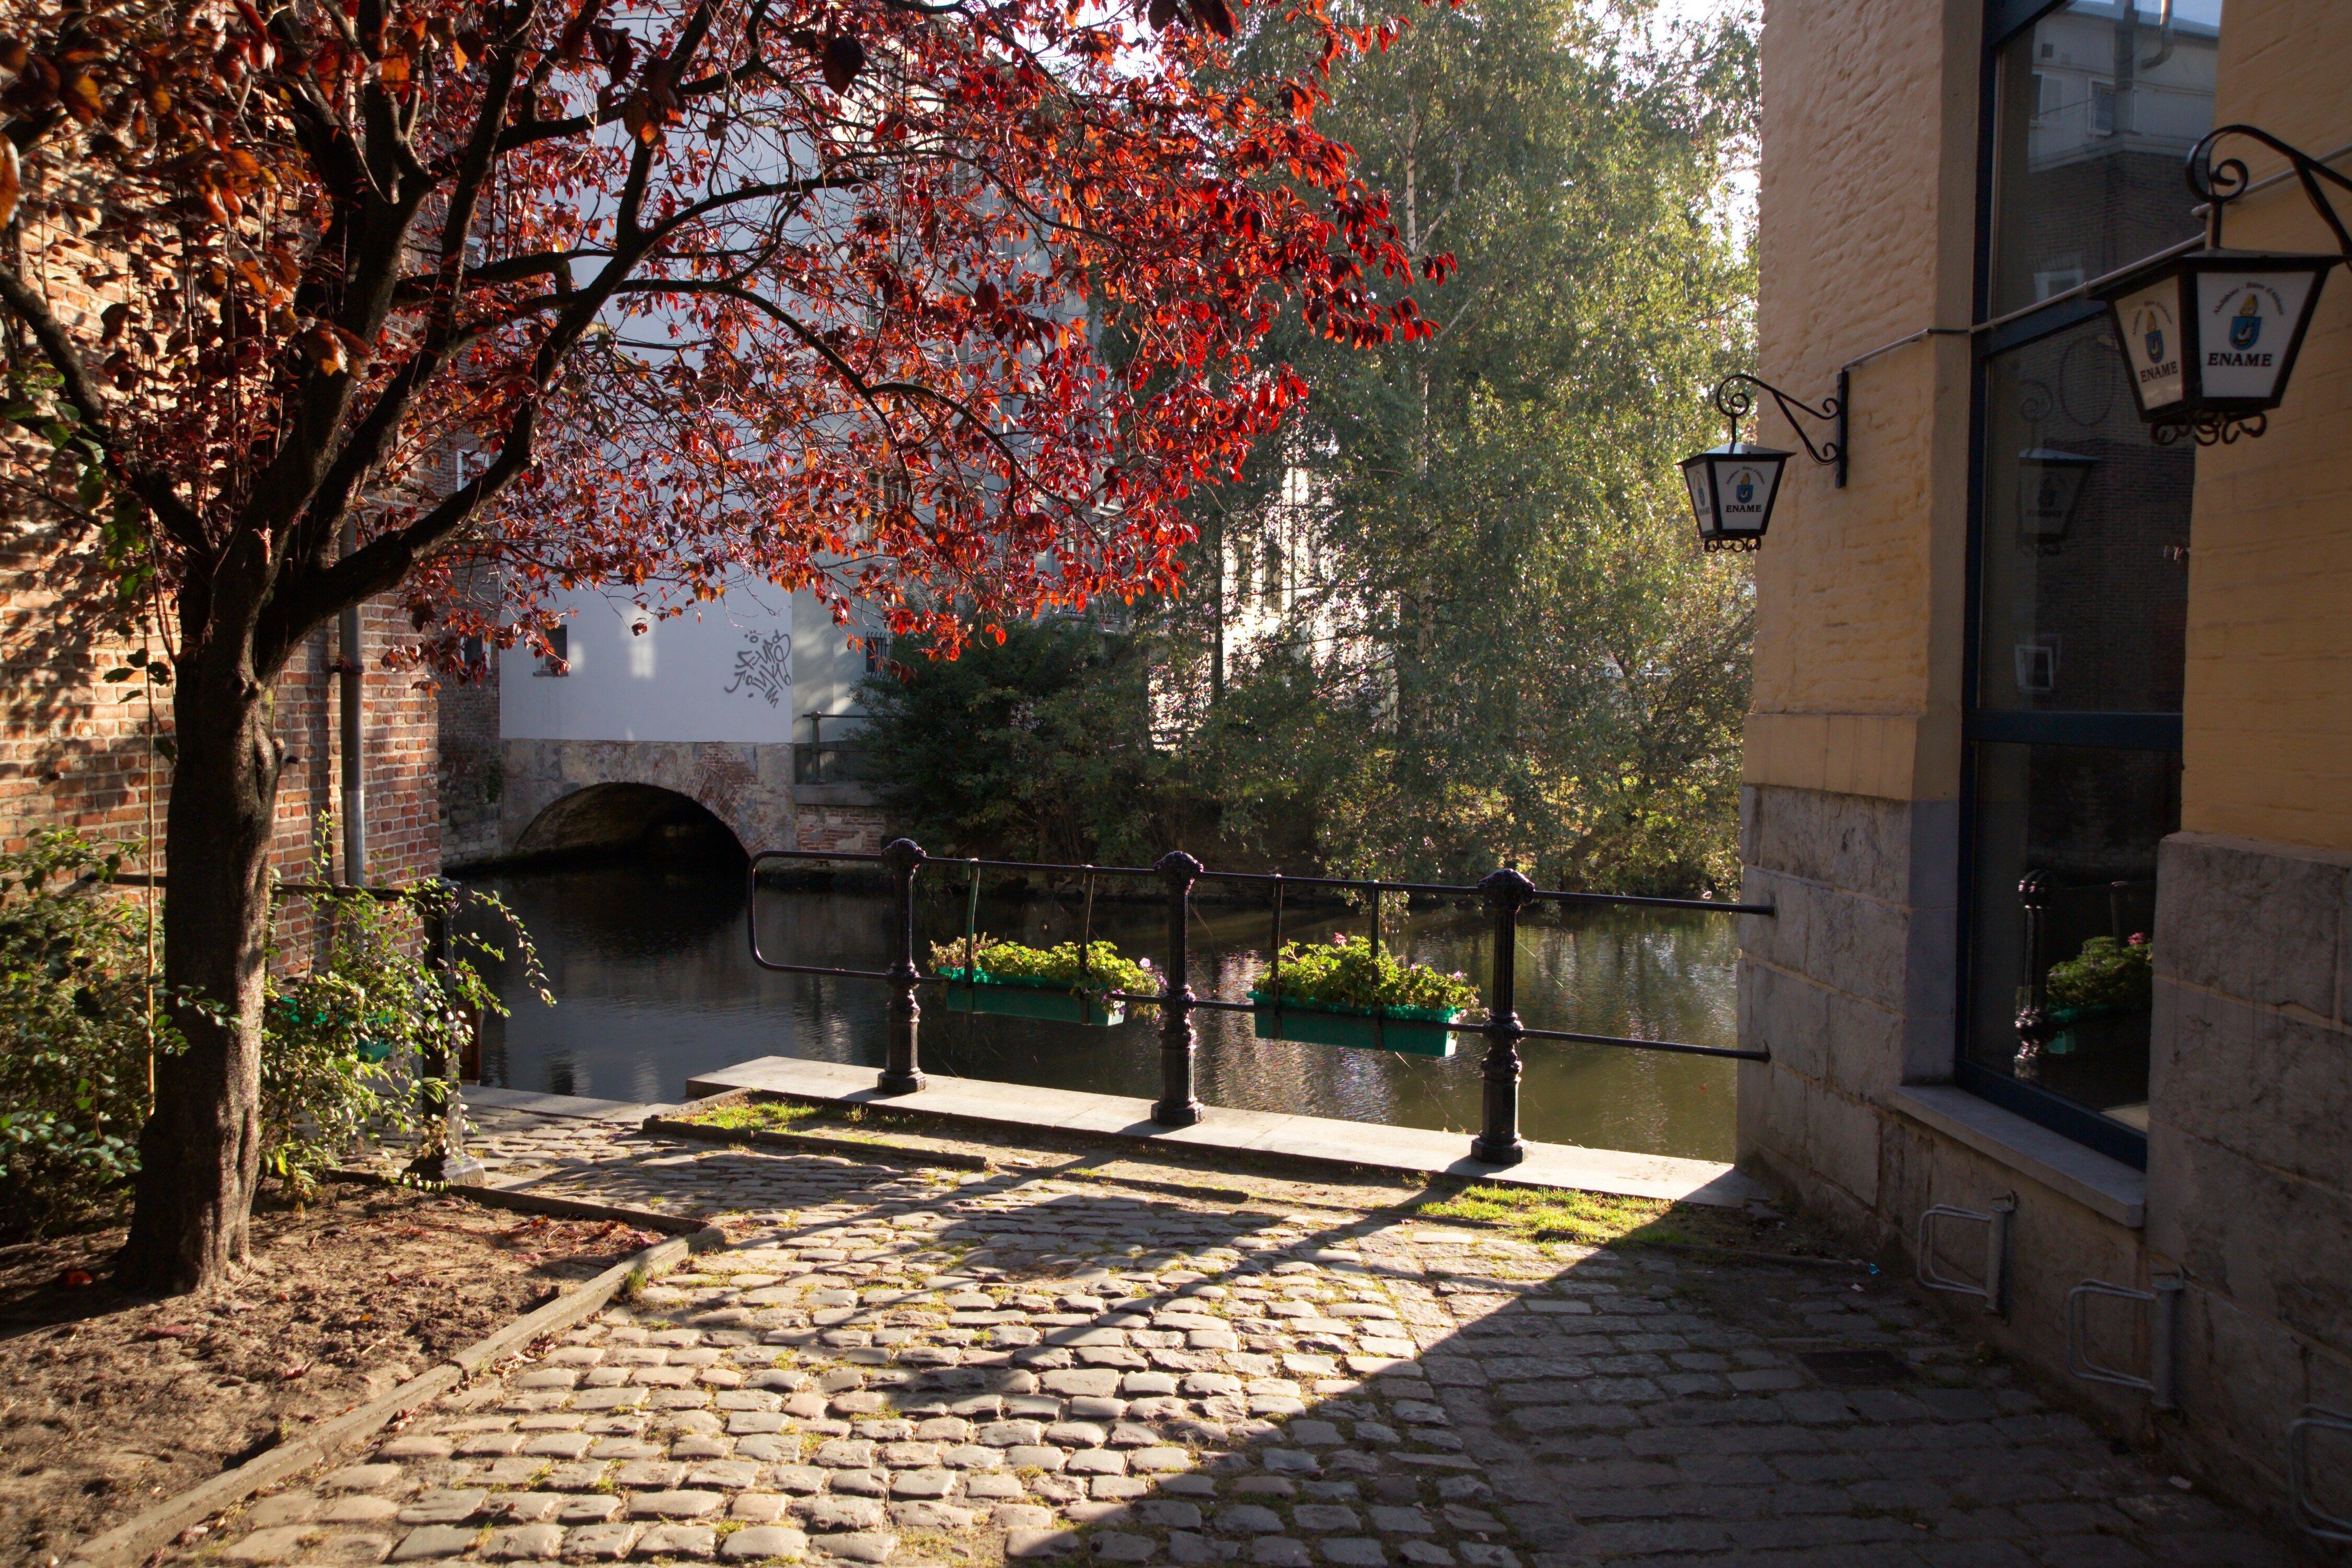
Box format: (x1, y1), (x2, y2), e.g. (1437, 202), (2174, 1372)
(164, 1107), (2306, 1568)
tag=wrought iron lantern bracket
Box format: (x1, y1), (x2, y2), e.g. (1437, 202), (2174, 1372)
(2096, 125), (2350, 447)
(2194, 123), (2352, 261)
(1712, 370), (1849, 489)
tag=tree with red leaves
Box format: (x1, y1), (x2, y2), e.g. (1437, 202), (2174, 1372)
(0, 0), (1441, 1291)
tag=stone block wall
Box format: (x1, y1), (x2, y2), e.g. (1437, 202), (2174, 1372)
(438, 656), (503, 869)
(2148, 832), (2352, 1508)
(1735, 786), (1958, 1228)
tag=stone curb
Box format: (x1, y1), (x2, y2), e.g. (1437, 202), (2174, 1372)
(327, 1167), (720, 1233)
(639, 1110), (995, 1172)
(62, 1221), (721, 1568)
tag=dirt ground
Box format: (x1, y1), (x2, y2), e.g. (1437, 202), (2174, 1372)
(0, 1182), (658, 1567)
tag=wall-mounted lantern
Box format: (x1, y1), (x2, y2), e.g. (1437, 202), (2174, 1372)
(2096, 124), (2349, 446)
(2017, 446), (2098, 544)
(1680, 371), (1848, 552)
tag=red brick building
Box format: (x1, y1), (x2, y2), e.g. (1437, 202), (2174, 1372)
(0, 527), (442, 951)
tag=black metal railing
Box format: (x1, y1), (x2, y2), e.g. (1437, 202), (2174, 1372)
(794, 741), (873, 786)
(748, 841), (1773, 1168)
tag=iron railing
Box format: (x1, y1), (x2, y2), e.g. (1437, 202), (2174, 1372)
(747, 840), (1773, 1167)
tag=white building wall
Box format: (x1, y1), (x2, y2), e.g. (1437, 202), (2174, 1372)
(500, 585), (798, 744)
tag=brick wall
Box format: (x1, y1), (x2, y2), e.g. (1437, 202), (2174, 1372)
(794, 802), (889, 856)
(0, 211), (441, 959)
(0, 526), (441, 962)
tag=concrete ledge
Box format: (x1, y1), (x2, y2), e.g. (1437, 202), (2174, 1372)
(687, 1056), (1769, 1208)
(464, 1085), (675, 1121)
(1886, 1084), (2146, 1228)
(792, 783), (878, 807)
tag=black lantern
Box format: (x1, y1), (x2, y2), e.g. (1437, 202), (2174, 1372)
(2016, 446), (2097, 543)
(1681, 371), (1846, 552)
(1681, 443), (1790, 552)
(2095, 124), (2350, 446)
(2099, 249), (2333, 444)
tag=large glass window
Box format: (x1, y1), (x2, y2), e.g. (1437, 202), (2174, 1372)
(1987, 0), (2224, 318)
(1966, 743), (2178, 1132)
(1977, 319), (2191, 714)
(1963, 0), (2221, 1161)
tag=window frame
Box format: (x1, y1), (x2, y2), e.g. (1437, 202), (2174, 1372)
(1954, 0), (2205, 1169)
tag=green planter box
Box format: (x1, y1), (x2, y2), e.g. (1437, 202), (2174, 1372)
(2045, 1001), (2149, 1056)
(1247, 993), (1461, 1058)
(936, 972), (1126, 1028)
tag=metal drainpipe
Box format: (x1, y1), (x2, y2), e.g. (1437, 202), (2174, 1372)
(339, 516), (366, 886)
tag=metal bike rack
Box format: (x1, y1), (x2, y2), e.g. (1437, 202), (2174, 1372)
(1916, 1195), (2015, 1316)
(2066, 1275), (2182, 1411)
(2289, 1405), (2352, 1542)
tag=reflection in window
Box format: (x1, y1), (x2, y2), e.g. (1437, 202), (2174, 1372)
(1977, 320), (2191, 713)
(1988, 1), (2224, 318)
(1967, 743), (2178, 1133)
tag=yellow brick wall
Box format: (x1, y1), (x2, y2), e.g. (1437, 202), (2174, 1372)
(1746, 0), (1980, 803)
(2179, 0), (2352, 851)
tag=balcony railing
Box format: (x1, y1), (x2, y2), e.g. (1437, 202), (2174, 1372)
(794, 741), (873, 786)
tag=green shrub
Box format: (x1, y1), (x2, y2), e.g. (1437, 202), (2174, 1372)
(0, 827), (547, 1233)
(2045, 935), (2153, 1012)
(263, 875), (543, 1195)
(1255, 934), (1481, 1016)
(0, 832), (177, 1239)
(927, 933), (1157, 997)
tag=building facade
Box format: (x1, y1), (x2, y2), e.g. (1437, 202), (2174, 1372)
(1739, 0), (2351, 1531)
(437, 582), (890, 867)
(0, 548), (440, 950)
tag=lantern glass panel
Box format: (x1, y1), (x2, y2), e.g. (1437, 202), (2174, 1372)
(2109, 274), (2188, 417)
(1707, 448), (1783, 537)
(2192, 265), (2320, 403)
(1681, 458), (1713, 537)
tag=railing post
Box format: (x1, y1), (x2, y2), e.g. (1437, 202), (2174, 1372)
(878, 837), (928, 1095)
(1154, 850), (1204, 1128)
(410, 885), (484, 1185)
(2014, 869), (2055, 1078)
(1473, 868), (1535, 1166)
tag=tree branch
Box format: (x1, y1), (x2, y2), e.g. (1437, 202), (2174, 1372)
(0, 260), (206, 552)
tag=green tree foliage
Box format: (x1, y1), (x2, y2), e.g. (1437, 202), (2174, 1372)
(860, 618), (1173, 865)
(1212, 0), (1760, 894)
(863, 0), (1759, 894)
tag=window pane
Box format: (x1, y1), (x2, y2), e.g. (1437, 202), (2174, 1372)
(1987, 1), (2224, 318)
(1976, 319), (2191, 712)
(1966, 742), (2178, 1131)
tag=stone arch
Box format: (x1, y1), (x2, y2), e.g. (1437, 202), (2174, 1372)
(497, 739), (793, 863)
(510, 781), (747, 864)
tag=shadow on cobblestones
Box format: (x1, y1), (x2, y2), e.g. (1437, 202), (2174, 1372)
(154, 1113), (2315, 1568)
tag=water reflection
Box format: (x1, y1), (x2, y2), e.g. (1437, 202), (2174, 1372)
(461, 863), (1738, 1159)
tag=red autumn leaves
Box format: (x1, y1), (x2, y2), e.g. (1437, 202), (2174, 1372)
(0, 0), (1446, 664)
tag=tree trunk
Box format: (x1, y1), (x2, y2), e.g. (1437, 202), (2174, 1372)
(117, 616), (282, 1295)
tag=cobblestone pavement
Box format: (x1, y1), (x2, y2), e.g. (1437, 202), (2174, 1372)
(159, 1108), (2310, 1568)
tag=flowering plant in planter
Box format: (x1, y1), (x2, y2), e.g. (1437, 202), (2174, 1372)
(1255, 933), (1482, 1014)
(2045, 933), (2153, 1014)
(1248, 935), (1481, 1057)
(929, 936), (1157, 1027)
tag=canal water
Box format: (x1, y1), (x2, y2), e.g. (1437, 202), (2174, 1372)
(458, 863), (1740, 1160)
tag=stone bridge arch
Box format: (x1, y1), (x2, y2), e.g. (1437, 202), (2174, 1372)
(500, 740), (792, 861)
